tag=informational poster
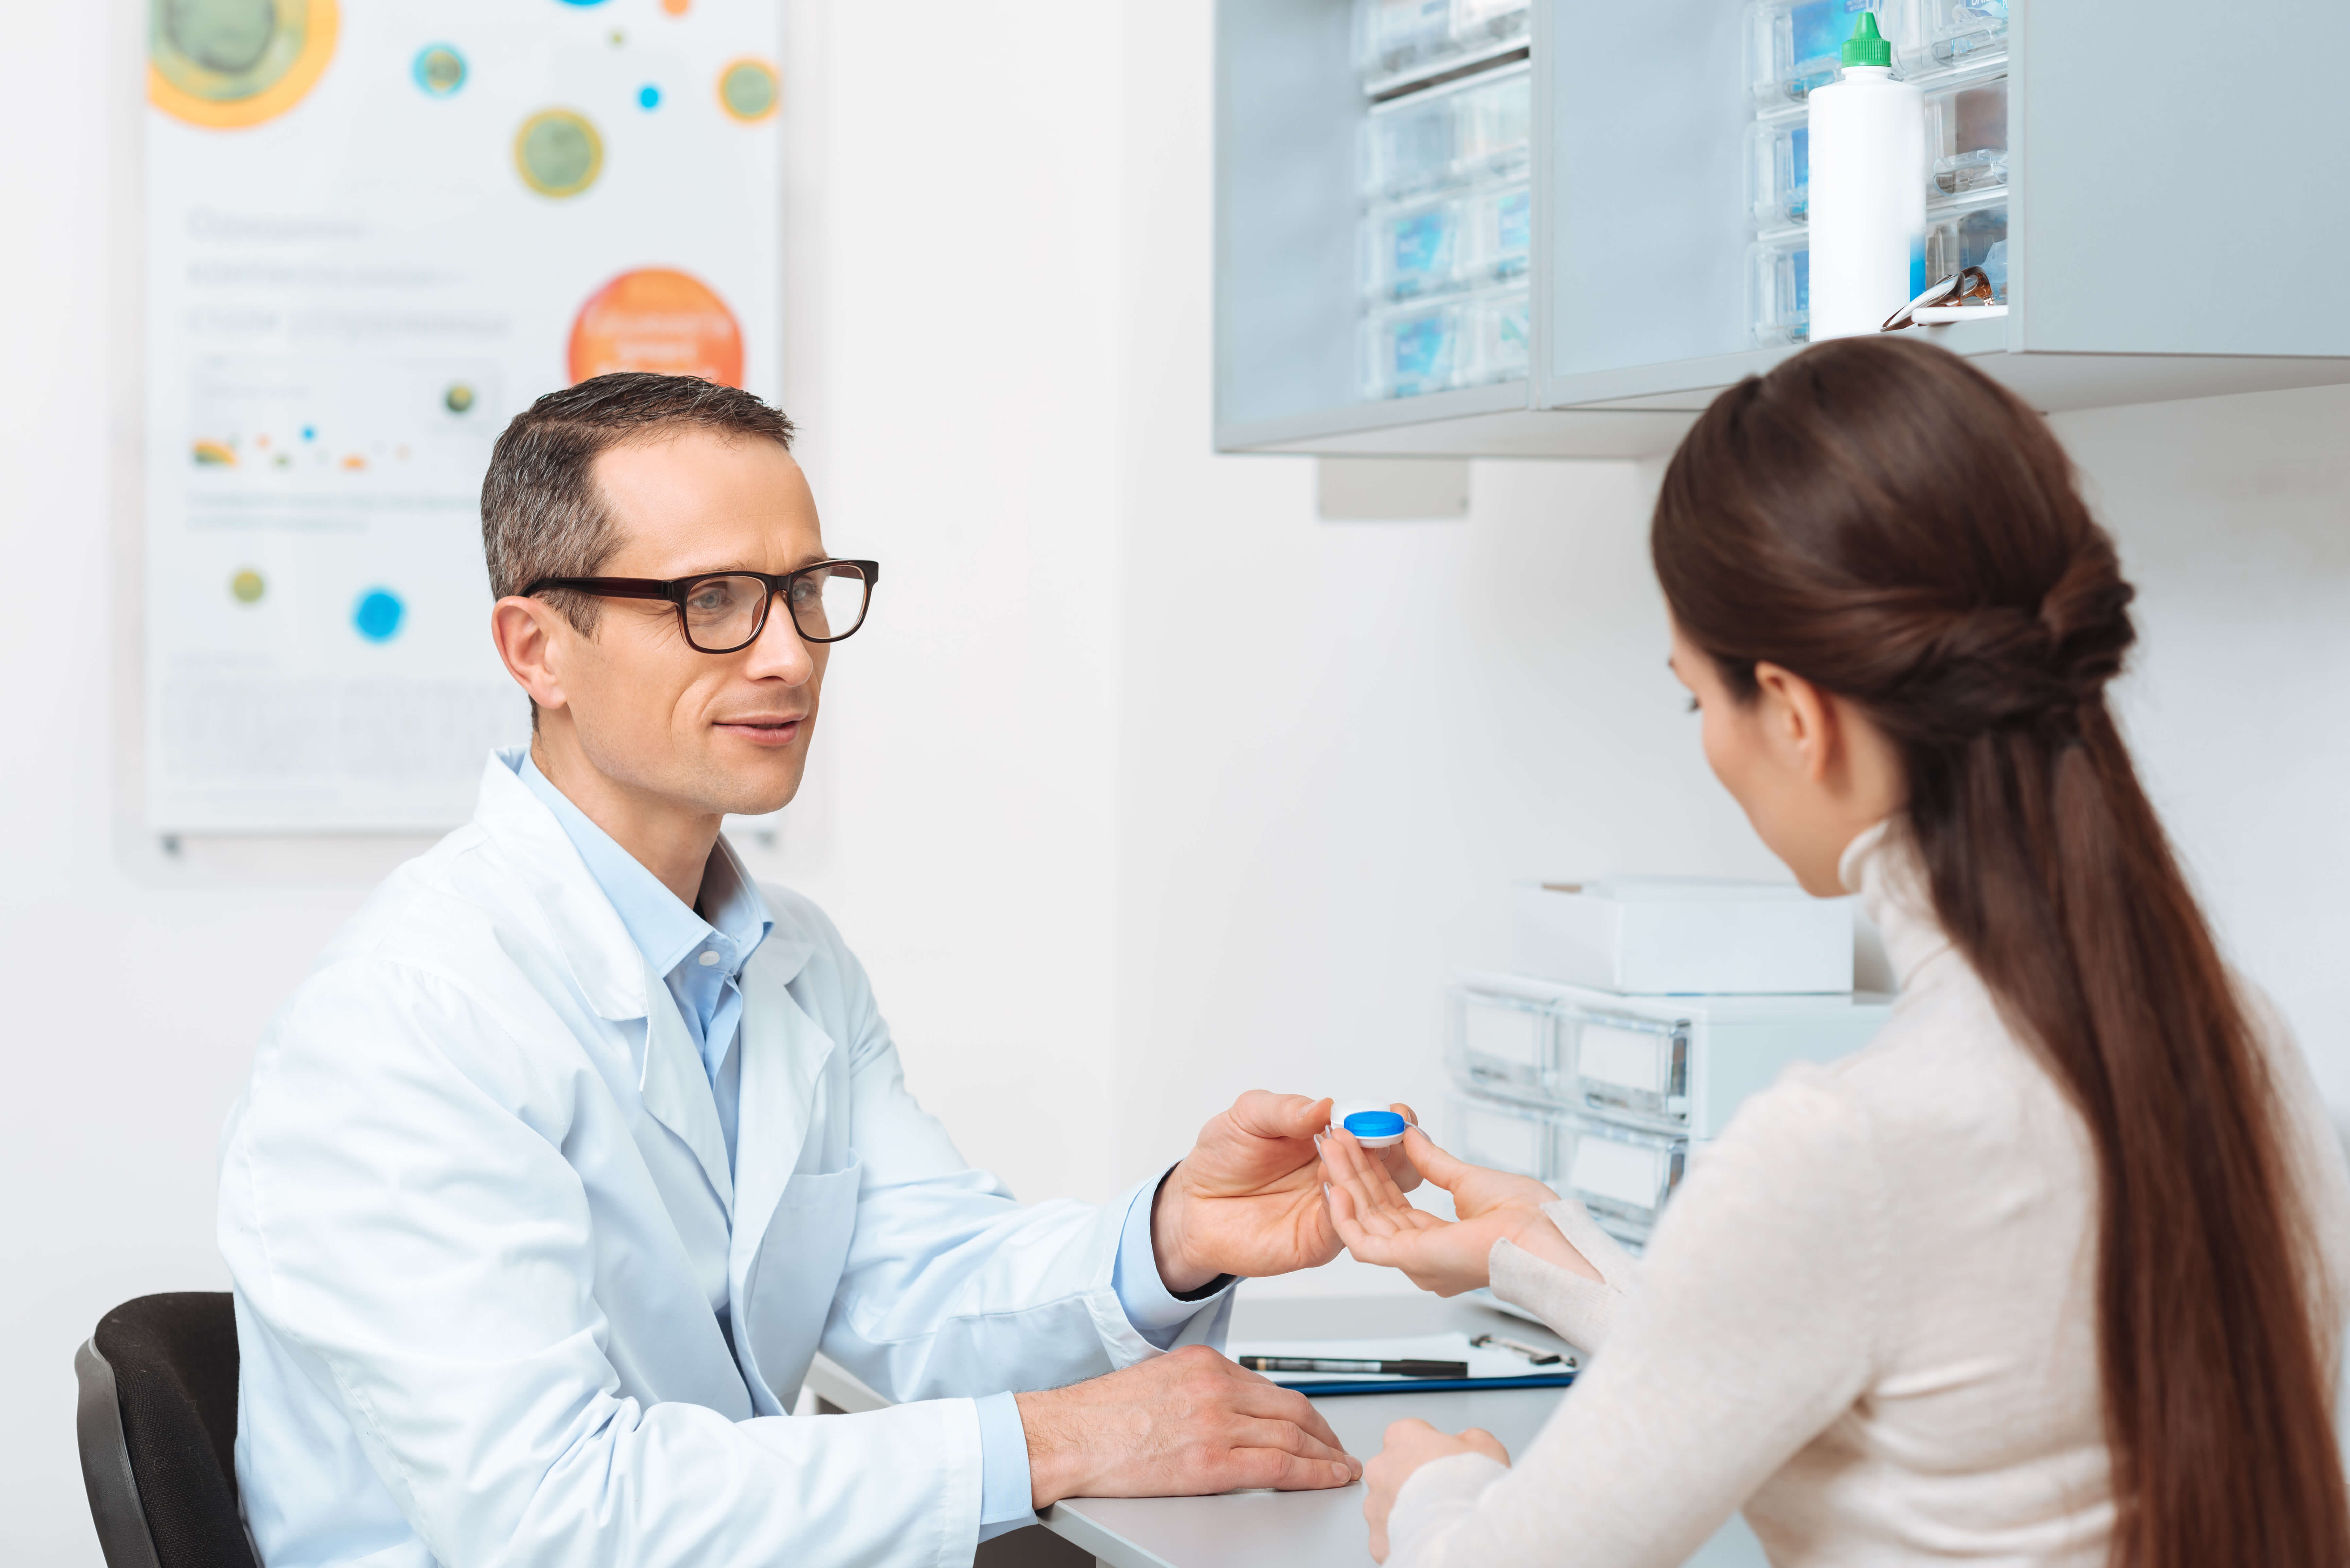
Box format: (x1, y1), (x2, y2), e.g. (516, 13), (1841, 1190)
(146, 0), (782, 831)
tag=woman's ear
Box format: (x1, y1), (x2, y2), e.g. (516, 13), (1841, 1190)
(1751, 661), (1841, 786)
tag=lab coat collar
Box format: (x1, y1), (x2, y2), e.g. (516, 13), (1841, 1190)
(1839, 817), (1957, 991)
(641, 956), (735, 1215)
(733, 942), (834, 1220)
(471, 750), (816, 1023)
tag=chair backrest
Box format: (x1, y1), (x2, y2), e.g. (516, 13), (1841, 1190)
(75, 1292), (257, 1568)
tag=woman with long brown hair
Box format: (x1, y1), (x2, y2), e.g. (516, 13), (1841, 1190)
(1320, 335), (2350, 1566)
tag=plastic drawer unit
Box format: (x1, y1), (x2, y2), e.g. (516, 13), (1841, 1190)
(1448, 971), (1892, 1139)
(1446, 971), (1894, 1248)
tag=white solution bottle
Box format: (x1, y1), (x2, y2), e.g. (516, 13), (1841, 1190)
(1807, 11), (1924, 339)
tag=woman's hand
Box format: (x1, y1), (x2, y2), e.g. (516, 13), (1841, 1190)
(1364, 1418), (1511, 1562)
(1320, 1125), (1598, 1296)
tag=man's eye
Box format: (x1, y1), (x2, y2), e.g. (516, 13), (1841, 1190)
(688, 587), (732, 612)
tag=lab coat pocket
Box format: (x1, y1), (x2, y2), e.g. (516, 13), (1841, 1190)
(740, 1158), (862, 1410)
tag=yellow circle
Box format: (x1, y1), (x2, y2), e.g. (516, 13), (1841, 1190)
(148, 0), (340, 130)
(514, 108), (604, 198)
(444, 381), (475, 413)
(716, 58), (778, 122)
(230, 569), (266, 604)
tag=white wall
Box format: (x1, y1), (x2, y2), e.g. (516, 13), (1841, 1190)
(6, 2), (2348, 1564)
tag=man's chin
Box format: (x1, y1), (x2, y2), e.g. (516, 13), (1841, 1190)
(698, 753), (806, 820)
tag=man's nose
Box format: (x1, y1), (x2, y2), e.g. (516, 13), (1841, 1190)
(742, 594), (815, 682)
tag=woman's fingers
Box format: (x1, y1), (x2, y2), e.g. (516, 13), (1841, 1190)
(1458, 1427), (1512, 1466)
(1399, 1126), (1477, 1191)
(1321, 1132), (1413, 1236)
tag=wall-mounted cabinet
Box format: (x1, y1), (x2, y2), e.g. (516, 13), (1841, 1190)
(1216, 0), (2350, 458)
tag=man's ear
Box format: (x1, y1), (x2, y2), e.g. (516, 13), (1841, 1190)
(490, 596), (574, 716)
(1752, 660), (1840, 786)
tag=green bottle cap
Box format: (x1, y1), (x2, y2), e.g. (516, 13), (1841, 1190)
(1841, 10), (1893, 68)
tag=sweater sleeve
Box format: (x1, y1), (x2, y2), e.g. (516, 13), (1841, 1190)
(1487, 1198), (1644, 1355)
(1388, 1070), (1889, 1568)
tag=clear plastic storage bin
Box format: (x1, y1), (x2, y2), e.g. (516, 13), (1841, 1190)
(1747, 112), (1810, 227)
(1919, 0), (2007, 67)
(1360, 284), (1527, 399)
(1746, 0), (1915, 108)
(1554, 1109), (1688, 1244)
(1448, 989), (1557, 1099)
(1925, 74), (2007, 196)
(1449, 1094), (1553, 1182)
(1362, 67), (1531, 202)
(1926, 193), (2008, 299)
(1357, 0), (1532, 91)
(1749, 232), (1811, 345)
(1361, 183), (1526, 302)
(1363, 195), (1464, 302)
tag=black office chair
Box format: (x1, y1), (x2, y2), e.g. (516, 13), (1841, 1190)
(75, 1292), (257, 1568)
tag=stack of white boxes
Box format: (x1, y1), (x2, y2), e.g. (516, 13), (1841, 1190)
(1447, 879), (1894, 1252)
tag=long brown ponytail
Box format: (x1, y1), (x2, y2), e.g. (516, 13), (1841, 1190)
(1651, 335), (2347, 1567)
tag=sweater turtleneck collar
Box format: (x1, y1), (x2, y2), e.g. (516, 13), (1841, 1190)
(1838, 818), (1956, 993)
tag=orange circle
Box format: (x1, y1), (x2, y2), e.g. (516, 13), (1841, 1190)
(567, 268), (744, 386)
(149, 0), (340, 129)
(660, 0), (690, 13)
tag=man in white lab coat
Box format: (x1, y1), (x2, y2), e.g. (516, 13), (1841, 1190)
(218, 373), (1408, 1568)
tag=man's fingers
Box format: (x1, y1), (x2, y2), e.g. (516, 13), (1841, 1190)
(1226, 1090), (1331, 1141)
(1222, 1366), (1351, 1454)
(1318, 1134), (1400, 1234)
(1229, 1414), (1357, 1472)
(1228, 1446), (1361, 1491)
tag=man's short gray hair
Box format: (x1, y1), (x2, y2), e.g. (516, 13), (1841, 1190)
(480, 372), (796, 634)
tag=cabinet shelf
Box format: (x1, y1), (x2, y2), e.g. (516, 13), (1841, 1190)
(1217, 0), (2350, 459)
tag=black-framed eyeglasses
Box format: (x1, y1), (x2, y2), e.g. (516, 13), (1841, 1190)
(523, 560), (880, 653)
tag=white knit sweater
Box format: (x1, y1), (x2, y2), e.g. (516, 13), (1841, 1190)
(1388, 821), (2350, 1567)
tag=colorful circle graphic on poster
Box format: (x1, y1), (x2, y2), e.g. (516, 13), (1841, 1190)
(353, 588), (405, 643)
(230, 569), (266, 604)
(514, 108), (604, 198)
(716, 58), (778, 122)
(412, 43), (466, 97)
(568, 269), (744, 386)
(149, 0), (341, 129)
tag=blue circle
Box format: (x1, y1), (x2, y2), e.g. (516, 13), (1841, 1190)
(354, 589), (405, 643)
(637, 84), (661, 109)
(300, 425), (315, 441)
(412, 43), (467, 96)
(1343, 1111), (1407, 1139)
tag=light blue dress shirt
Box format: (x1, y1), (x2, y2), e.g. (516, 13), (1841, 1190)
(515, 755), (1227, 1540)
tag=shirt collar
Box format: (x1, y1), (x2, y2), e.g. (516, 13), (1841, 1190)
(1838, 817), (1954, 991)
(513, 751), (771, 982)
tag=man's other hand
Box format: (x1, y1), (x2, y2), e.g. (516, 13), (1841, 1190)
(1017, 1346), (1361, 1506)
(1152, 1092), (1422, 1290)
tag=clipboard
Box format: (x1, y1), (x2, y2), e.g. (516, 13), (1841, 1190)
(1229, 1332), (1578, 1396)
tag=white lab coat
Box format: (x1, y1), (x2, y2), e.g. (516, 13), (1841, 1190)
(219, 757), (1195, 1568)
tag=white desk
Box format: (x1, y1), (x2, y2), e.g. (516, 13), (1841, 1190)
(805, 1293), (1767, 1568)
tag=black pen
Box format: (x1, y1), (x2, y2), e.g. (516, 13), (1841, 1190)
(1237, 1355), (1470, 1378)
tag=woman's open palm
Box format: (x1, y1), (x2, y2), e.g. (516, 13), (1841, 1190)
(1320, 1126), (1567, 1296)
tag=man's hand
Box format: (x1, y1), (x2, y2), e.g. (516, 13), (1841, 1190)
(1322, 1125), (1596, 1297)
(1364, 1418), (1511, 1562)
(1151, 1093), (1423, 1291)
(1017, 1345), (1361, 1506)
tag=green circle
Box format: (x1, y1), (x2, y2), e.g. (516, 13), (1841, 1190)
(165, 0), (277, 72)
(230, 568), (266, 604)
(720, 60), (775, 120)
(515, 109), (603, 197)
(415, 45), (464, 95)
(151, 0), (311, 103)
(444, 381), (476, 414)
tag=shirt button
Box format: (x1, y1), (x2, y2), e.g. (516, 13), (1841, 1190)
(698, 950), (721, 966)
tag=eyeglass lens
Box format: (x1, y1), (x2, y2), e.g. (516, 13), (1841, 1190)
(681, 565), (870, 652)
